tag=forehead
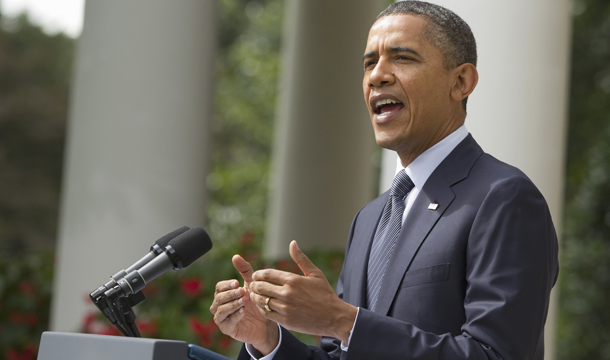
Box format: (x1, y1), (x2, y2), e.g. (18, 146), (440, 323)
(365, 14), (430, 51)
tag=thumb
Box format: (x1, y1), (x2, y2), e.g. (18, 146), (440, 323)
(232, 255), (254, 285)
(289, 240), (321, 277)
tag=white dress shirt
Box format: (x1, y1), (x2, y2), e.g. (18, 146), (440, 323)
(248, 126), (470, 359)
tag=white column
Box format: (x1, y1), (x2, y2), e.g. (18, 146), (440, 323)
(379, 2), (571, 359)
(50, 0), (217, 331)
(265, 0), (386, 258)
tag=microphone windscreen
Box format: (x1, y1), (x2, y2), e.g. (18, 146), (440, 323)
(168, 227), (213, 267)
(154, 226), (190, 247)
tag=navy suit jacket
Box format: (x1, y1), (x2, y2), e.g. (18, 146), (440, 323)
(239, 135), (559, 360)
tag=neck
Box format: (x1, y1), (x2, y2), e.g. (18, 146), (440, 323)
(397, 116), (464, 168)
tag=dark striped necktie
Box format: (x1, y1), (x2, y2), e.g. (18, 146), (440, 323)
(367, 169), (414, 311)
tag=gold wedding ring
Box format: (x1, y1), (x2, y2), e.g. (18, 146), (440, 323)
(264, 297), (272, 312)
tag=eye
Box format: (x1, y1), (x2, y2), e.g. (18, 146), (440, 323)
(396, 55), (413, 61)
(364, 60), (377, 69)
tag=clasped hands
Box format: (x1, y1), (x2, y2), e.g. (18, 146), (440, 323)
(209, 240), (357, 355)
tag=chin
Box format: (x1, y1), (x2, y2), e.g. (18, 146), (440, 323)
(375, 137), (399, 151)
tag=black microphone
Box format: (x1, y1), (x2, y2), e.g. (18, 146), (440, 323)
(89, 226), (190, 301)
(104, 226), (213, 301)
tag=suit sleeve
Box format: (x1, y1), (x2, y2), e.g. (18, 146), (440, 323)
(345, 176), (559, 360)
(236, 209), (364, 360)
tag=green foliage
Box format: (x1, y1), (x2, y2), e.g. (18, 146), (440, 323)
(558, 0), (610, 359)
(206, 0), (284, 262)
(0, 12), (73, 360)
(0, 251), (53, 359)
(0, 14), (74, 254)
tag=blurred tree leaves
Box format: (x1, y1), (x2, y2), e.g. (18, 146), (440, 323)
(558, 0), (610, 359)
(0, 14), (74, 254)
(206, 0), (283, 254)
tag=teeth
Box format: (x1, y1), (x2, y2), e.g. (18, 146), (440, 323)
(375, 98), (400, 108)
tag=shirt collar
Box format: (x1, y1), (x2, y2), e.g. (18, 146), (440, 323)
(396, 125), (469, 189)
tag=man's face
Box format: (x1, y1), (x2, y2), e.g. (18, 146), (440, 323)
(363, 14), (458, 160)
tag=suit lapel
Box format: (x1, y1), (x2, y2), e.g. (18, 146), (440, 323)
(373, 173), (454, 315)
(373, 135), (483, 315)
(346, 192), (388, 308)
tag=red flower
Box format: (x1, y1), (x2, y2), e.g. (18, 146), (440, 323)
(9, 311), (25, 324)
(142, 283), (160, 296)
(180, 278), (203, 297)
(242, 252), (259, 263)
(190, 317), (218, 347)
(137, 319), (158, 336)
(5, 344), (36, 360)
(83, 292), (93, 305)
(18, 281), (35, 295)
(82, 312), (96, 329)
(99, 325), (122, 336)
(276, 259), (290, 271)
(190, 317), (206, 333)
(219, 336), (233, 349)
(25, 313), (39, 327)
(240, 231), (255, 246)
(5, 348), (19, 360)
(329, 258), (342, 271)
(190, 317), (216, 334)
(292, 262), (302, 274)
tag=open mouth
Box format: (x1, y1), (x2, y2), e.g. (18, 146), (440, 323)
(374, 98), (404, 115)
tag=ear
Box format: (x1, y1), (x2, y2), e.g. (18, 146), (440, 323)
(450, 63), (478, 102)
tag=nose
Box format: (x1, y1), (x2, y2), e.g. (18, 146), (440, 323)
(367, 57), (395, 88)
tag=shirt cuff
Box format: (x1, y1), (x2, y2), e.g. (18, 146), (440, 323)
(245, 323), (282, 360)
(340, 307), (360, 351)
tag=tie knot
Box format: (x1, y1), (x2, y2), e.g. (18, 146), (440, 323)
(390, 169), (414, 198)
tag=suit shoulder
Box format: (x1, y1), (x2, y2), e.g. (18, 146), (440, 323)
(465, 153), (547, 205)
(472, 153), (537, 186)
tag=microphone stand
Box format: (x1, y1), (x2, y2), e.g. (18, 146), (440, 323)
(120, 292), (145, 337)
(91, 286), (145, 337)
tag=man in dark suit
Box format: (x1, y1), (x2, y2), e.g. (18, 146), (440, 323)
(210, 2), (559, 359)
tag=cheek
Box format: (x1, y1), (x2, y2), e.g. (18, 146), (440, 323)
(362, 80), (370, 106)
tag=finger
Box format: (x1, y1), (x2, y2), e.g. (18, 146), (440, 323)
(220, 307), (245, 332)
(232, 255), (255, 283)
(210, 287), (245, 314)
(289, 240), (321, 277)
(250, 279), (284, 299)
(252, 268), (294, 286)
(214, 297), (246, 324)
(215, 279), (239, 294)
(249, 292), (285, 316)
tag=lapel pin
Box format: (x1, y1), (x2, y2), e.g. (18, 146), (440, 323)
(428, 203), (439, 210)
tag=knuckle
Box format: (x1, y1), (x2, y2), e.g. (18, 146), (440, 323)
(277, 303), (287, 313)
(261, 270), (271, 281)
(279, 288), (289, 298)
(284, 275), (296, 285)
(284, 288), (294, 298)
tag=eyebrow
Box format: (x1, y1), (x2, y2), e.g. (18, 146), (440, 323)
(362, 46), (422, 62)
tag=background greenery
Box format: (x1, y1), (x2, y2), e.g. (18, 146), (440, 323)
(0, 0), (609, 359)
(557, 0), (610, 359)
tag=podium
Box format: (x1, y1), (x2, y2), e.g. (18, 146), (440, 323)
(38, 332), (232, 360)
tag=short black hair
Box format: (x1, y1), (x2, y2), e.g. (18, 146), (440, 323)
(378, 1), (477, 68)
(378, 1), (477, 110)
